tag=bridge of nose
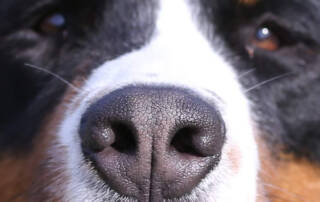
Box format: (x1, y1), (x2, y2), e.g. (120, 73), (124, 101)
(83, 0), (235, 95)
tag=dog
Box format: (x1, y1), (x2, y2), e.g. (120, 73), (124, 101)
(1, 0), (320, 201)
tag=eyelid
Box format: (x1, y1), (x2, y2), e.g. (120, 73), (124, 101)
(252, 34), (279, 51)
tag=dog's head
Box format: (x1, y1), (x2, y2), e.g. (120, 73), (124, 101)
(1, 0), (320, 201)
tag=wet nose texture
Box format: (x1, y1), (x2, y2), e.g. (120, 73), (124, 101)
(79, 86), (225, 201)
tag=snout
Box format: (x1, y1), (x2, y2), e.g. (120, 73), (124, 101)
(79, 86), (225, 201)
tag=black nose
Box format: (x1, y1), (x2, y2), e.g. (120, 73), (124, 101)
(79, 86), (225, 201)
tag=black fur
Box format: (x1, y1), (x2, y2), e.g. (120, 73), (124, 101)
(1, 0), (320, 165)
(198, 0), (320, 162)
(225, 0), (320, 162)
(0, 0), (157, 152)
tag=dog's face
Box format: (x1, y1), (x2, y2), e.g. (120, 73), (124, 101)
(1, 0), (320, 201)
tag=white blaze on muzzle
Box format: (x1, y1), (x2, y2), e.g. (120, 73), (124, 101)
(57, 0), (259, 201)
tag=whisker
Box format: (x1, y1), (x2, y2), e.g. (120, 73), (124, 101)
(245, 72), (294, 93)
(24, 63), (82, 93)
(261, 182), (307, 202)
(257, 174), (307, 202)
(238, 68), (256, 79)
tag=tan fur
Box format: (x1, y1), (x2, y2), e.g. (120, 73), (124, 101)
(258, 136), (320, 202)
(239, 0), (259, 6)
(227, 145), (241, 173)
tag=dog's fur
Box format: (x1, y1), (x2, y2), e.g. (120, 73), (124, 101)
(1, 0), (320, 201)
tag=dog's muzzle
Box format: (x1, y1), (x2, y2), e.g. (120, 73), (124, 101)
(79, 85), (226, 201)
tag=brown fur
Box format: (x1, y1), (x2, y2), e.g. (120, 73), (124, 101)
(258, 136), (320, 202)
(0, 83), (80, 201)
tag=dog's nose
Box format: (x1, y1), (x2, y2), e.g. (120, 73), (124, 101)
(79, 86), (225, 201)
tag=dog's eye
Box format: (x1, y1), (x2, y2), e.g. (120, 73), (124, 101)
(252, 26), (279, 51)
(38, 13), (66, 34)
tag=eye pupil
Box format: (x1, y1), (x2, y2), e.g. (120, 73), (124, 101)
(256, 27), (271, 40)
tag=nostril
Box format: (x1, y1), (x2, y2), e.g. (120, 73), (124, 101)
(110, 121), (136, 155)
(171, 120), (225, 158)
(80, 118), (137, 155)
(171, 126), (205, 157)
(80, 118), (116, 153)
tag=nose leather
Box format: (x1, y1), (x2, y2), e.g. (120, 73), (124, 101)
(79, 86), (225, 201)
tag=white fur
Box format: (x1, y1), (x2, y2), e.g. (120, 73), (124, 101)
(57, 0), (259, 201)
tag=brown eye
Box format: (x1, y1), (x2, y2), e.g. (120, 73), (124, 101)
(252, 26), (279, 51)
(38, 13), (66, 34)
